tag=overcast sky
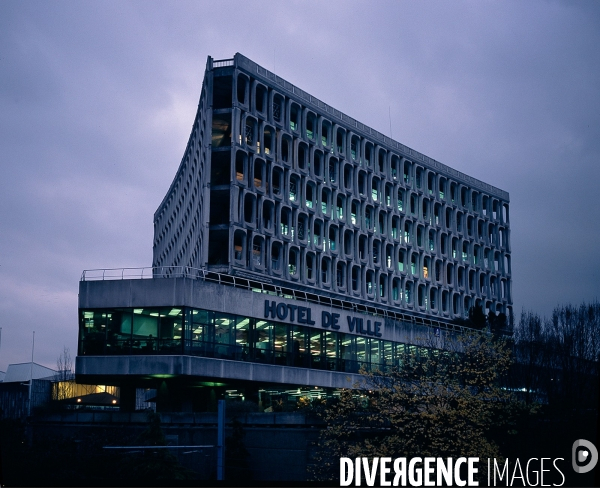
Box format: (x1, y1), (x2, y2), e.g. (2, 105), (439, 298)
(1, 1), (599, 371)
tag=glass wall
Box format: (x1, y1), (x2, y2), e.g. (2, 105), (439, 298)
(80, 308), (183, 355)
(79, 306), (431, 374)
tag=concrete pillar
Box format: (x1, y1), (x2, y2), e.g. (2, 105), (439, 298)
(119, 384), (136, 412)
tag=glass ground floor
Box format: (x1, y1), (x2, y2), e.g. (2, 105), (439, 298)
(130, 380), (353, 413)
(79, 306), (434, 374)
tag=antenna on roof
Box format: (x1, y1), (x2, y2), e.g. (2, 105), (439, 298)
(389, 106), (393, 139)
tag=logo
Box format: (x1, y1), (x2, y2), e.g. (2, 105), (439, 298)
(572, 439), (598, 474)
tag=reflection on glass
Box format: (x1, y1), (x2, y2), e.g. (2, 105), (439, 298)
(215, 313), (234, 359)
(80, 307), (434, 374)
(254, 320), (272, 362)
(274, 324), (287, 365)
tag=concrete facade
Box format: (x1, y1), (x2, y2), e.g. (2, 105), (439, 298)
(152, 53), (512, 323)
(78, 277), (461, 346)
(76, 355), (363, 391)
(77, 277), (460, 389)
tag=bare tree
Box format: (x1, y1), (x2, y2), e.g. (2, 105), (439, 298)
(513, 301), (600, 411)
(512, 310), (546, 404)
(55, 346), (74, 401)
(545, 301), (599, 411)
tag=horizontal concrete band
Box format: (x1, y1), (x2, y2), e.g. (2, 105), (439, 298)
(78, 277), (446, 346)
(76, 355), (367, 390)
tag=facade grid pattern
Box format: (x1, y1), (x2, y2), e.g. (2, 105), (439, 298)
(152, 54), (512, 324)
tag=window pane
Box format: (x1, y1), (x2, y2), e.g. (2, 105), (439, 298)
(106, 309), (132, 354)
(274, 324), (287, 365)
(80, 310), (107, 355)
(158, 308), (182, 354)
(132, 308), (158, 354)
(215, 313), (234, 359)
(235, 317), (251, 361)
(254, 320), (273, 362)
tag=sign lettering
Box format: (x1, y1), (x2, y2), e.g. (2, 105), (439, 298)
(264, 300), (381, 337)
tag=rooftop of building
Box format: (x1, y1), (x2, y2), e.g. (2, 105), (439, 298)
(2, 362), (57, 383)
(222, 53), (509, 201)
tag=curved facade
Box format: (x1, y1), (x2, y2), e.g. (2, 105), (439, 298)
(152, 53), (512, 324)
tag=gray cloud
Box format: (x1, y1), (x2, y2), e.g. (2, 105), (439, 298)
(1, 0), (598, 369)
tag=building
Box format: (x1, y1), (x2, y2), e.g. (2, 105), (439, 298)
(0, 362), (56, 418)
(0, 362), (120, 418)
(76, 53), (512, 412)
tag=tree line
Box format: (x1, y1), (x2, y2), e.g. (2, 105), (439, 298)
(511, 301), (599, 412)
(310, 300), (600, 485)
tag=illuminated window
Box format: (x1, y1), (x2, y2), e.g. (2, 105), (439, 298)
(263, 126), (274, 156)
(366, 270), (375, 295)
(351, 135), (359, 160)
(306, 112), (316, 140)
(328, 158), (337, 184)
(289, 175), (300, 203)
(336, 127), (345, 154)
(398, 250), (405, 272)
(252, 238), (262, 266)
(288, 247), (299, 276)
(351, 200), (359, 225)
(290, 103), (300, 132)
(313, 219), (323, 247)
(371, 179), (379, 202)
(328, 225), (338, 252)
(336, 195), (345, 220)
(306, 182), (315, 209)
(280, 207), (291, 236)
(233, 230), (245, 262)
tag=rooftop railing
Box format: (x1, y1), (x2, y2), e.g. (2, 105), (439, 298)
(212, 58), (234, 68)
(81, 266), (205, 281)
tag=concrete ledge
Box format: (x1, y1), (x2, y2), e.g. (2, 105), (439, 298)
(78, 278), (447, 346)
(76, 355), (366, 389)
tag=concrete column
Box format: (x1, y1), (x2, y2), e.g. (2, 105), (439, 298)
(119, 384), (136, 412)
